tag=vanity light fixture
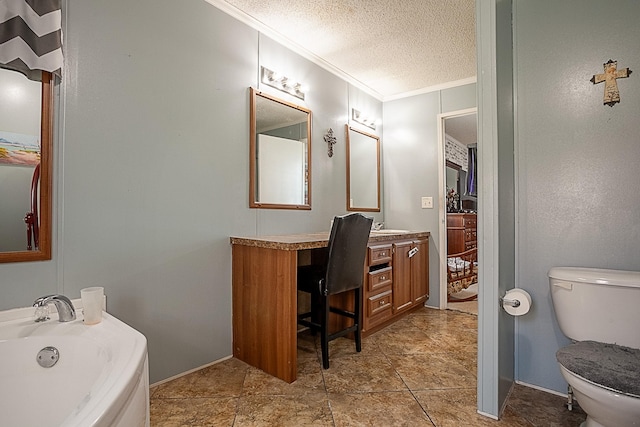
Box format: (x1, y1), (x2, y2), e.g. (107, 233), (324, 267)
(351, 108), (377, 130)
(261, 66), (305, 100)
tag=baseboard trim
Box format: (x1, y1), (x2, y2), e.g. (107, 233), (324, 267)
(515, 380), (567, 398)
(477, 410), (499, 420)
(150, 355), (233, 388)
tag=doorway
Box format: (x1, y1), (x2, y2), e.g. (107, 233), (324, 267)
(437, 108), (478, 312)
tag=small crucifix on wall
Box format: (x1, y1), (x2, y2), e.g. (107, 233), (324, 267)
(324, 128), (337, 157)
(590, 59), (632, 107)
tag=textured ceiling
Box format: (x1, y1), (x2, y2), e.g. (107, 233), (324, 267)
(446, 113), (477, 145)
(217, 0), (476, 100)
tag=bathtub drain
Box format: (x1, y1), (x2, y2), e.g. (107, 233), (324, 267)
(37, 346), (59, 368)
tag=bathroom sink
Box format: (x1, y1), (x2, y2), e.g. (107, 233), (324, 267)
(370, 229), (410, 234)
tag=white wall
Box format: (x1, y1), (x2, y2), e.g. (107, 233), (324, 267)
(513, 0), (640, 393)
(0, 0), (382, 383)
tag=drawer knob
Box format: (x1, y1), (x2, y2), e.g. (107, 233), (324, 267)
(380, 276), (386, 280)
(379, 300), (385, 306)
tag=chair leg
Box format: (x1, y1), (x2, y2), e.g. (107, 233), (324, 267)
(309, 292), (321, 335)
(320, 295), (330, 369)
(354, 287), (362, 353)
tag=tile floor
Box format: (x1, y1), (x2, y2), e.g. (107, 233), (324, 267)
(448, 283), (478, 316)
(150, 308), (586, 426)
(447, 299), (477, 316)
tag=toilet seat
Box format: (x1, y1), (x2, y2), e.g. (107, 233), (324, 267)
(556, 340), (640, 398)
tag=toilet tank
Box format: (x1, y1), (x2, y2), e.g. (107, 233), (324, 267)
(549, 267), (640, 349)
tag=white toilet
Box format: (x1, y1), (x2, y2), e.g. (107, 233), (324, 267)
(549, 267), (640, 427)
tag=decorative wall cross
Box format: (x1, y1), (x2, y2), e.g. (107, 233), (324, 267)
(590, 59), (632, 107)
(324, 128), (337, 157)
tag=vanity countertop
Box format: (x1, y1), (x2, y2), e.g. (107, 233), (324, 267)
(230, 230), (430, 251)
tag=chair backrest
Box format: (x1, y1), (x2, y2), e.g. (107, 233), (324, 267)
(323, 213), (373, 296)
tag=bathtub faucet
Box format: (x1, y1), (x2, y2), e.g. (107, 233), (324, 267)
(33, 295), (76, 322)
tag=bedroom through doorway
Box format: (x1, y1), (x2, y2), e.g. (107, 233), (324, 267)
(438, 109), (478, 315)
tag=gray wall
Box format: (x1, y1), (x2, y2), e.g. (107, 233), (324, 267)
(383, 83), (476, 306)
(495, 0), (516, 410)
(475, 0), (516, 416)
(0, 0), (382, 383)
(513, 0), (640, 392)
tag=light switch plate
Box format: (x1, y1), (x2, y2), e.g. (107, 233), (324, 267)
(421, 197), (433, 209)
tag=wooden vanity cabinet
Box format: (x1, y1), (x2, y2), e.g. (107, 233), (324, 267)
(410, 238), (429, 305)
(231, 230), (430, 383)
(392, 239), (429, 314)
(362, 236), (429, 335)
(392, 241), (413, 312)
(363, 244), (394, 331)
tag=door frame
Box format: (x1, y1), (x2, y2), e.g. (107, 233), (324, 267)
(436, 107), (477, 309)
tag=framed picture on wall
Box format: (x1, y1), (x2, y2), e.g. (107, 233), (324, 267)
(0, 131), (40, 166)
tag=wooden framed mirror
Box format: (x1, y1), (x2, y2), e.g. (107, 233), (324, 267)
(249, 88), (311, 209)
(0, 70), (53, 263)
(445, 160), (462, 213)
(346, 125), (380, 212)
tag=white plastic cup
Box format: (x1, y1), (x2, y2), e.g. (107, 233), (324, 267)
(81, 287), (104, 325)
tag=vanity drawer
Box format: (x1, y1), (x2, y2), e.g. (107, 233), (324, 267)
(366, 290), (393, 324)
(367, 267), (392, 293)
(368, 244), (392, 266)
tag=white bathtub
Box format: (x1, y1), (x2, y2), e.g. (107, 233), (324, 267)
(0, 301), (149, 427)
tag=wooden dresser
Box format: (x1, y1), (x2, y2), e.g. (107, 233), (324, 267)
(447, 213), (477, 254)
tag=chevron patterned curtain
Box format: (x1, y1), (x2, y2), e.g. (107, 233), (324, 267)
(0, 0), (63, 81)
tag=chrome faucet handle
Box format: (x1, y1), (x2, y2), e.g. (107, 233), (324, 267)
(33, 295), (76, 322)
(33, 304), (50, 322)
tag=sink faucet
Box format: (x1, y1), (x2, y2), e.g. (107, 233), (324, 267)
(33, 295), (76, 322)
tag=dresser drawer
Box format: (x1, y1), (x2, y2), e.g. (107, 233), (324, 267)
(367, 267), (392, 293)
(368, 244), (392, 266)
(366, 290), (393, 324)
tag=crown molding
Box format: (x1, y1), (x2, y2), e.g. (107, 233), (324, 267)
(204, 0), (384, 101)
(383, 77), (477, 102)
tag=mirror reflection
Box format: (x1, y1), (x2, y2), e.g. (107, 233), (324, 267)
(0, 68), (52, 262)
(249, 88), (311, 209)
(346, 125), (380, 212)
(445, 161), (461, 213)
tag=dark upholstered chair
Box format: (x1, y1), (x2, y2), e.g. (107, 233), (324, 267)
(297, 213), (373, 369)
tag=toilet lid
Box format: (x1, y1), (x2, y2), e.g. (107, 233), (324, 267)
(556, 340), (640, 398)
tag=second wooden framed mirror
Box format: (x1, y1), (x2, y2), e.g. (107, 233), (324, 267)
(346, 125), (380, 212)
